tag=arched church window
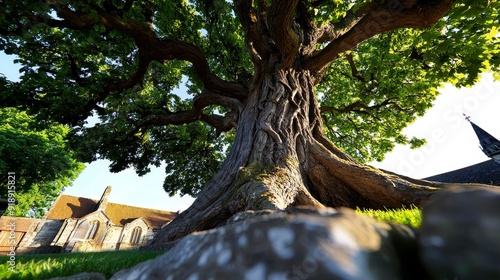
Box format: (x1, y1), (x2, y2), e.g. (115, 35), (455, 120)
(130, 227), (142, 244)
(85, 220), (100, 239)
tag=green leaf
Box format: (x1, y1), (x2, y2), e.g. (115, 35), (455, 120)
(0, 108), (85, 217)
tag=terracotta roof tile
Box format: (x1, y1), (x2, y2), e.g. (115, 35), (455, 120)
(45, 195), (98, 220)
(0, 217), (39, 232)
(46, 194), (176, 228)
(105, 203), (176, 228)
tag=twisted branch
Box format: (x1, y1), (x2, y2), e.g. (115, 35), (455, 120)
(130, 91), (242, 134)
(303, 0), (454, 73)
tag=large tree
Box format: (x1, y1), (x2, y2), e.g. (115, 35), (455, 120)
(0, 0), (498, 245)
(0, 107), (84, 217)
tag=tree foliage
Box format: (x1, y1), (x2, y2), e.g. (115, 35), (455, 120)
(0, 107), (84, 217)
(0, 0), (498, 199)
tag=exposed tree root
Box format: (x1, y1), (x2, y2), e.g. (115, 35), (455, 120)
(148, 136), (454, 248)
(147, 69), (491, 248)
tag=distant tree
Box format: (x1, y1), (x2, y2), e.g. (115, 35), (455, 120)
(0, 0), (498, 244)
(0, 107), (84, 217)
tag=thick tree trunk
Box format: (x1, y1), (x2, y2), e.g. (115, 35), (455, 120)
(148, 68), (447, 248)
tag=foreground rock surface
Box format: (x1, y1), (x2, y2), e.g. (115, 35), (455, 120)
(420, 187), (500, 280)
(112, 207), (421, 280)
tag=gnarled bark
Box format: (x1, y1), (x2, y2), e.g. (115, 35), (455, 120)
(141, 0), (466, 248)
(148, 68), (449, 248)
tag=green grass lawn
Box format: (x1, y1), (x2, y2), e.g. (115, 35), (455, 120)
(0, 250), (164, 280)
(357, 205), (422, 228)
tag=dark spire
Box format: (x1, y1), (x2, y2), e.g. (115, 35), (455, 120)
(464, 114), (500, 162)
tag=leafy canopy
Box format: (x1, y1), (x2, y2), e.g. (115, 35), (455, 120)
(0, 0), (498, 197)
(0, 107), (85, 217)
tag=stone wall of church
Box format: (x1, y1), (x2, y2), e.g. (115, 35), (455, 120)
(15, 219), (63, 252)
(2, 204), (173, 254)
(2, 215), (169, 254)
(56, 218), (155, 252)
(52, 218), (78, 249)
(101, 225), (123, 251)
(30, 220), (64, 247)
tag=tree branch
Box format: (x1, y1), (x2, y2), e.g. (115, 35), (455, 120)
(130, 91), (242, 134)
(97, 11), (248, 99)
(304, 0), (455, 73)
(50, 4), (101, 29)
(72, 58), (151, 124)
(345, 53), (365, 82)
(129, 109), (237, 136)
(102, 58), (150, 92)
(320, 98), (397, 115)
(295, 0), (317, 55)
(48, 1), (248, 100)
(155, 39), (247, 99)
(0, 11), (80, 36)
(4, 2), (248, 124)
(192, 91), (243, 113)
(267, 0), (300, 68)
(67, 54), (85, 86)
(315, 1), (381, 45)
(200, 112), (238, 135)
(234, 0), (267, 65)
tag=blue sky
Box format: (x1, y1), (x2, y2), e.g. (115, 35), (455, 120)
(2, 52), (500, 212)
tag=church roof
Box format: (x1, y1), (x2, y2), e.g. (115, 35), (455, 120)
(45, 194), (176, 228)
(424, 159), (500, 186)
(0, 217), (39, 232)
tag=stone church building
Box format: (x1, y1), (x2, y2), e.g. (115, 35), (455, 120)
(0, 186), (176, 254)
